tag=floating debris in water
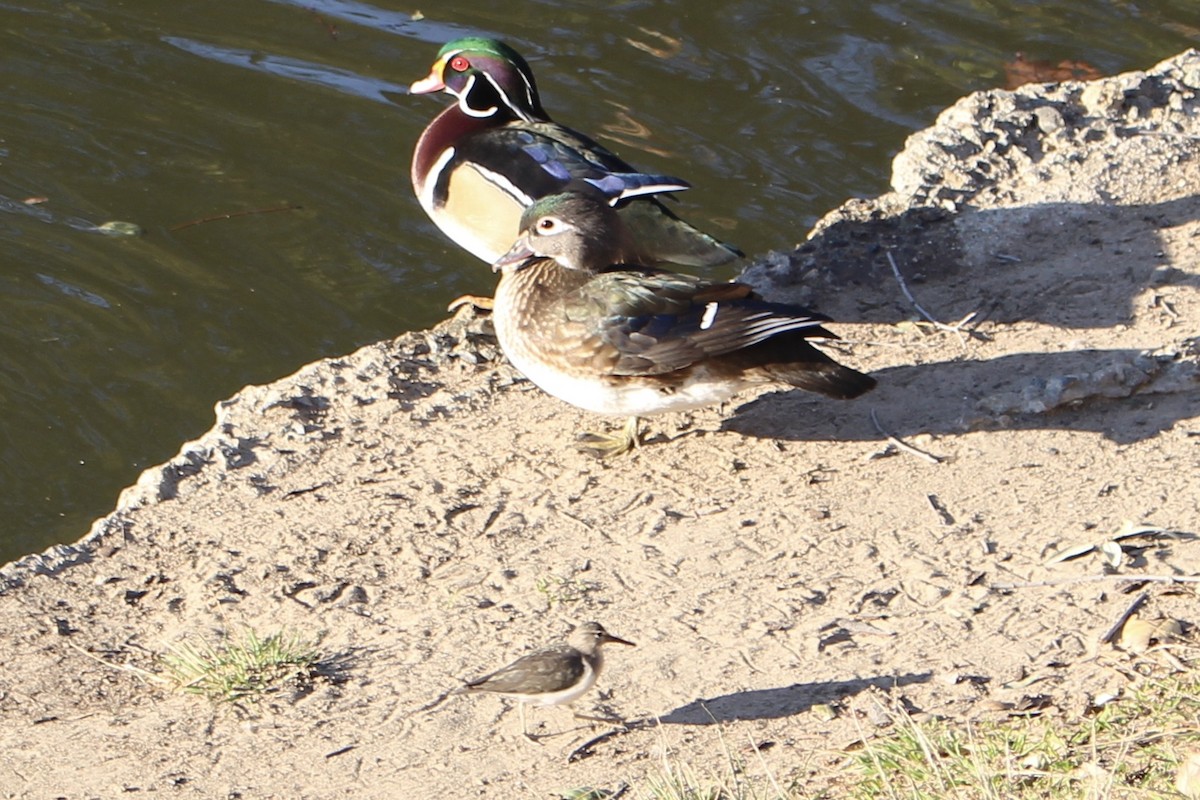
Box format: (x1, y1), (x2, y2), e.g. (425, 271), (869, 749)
(93, 221), (143, 237)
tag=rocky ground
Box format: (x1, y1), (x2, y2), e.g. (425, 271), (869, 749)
(1, 51), (1198, 800)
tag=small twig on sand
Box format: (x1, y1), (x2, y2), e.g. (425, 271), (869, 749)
(993, 574), (1200, 591)
(66, 642), (160, 683)
(567, 728), (622, 762)
(1101, 591), (1149, 644)
(567, 718), (648, 763)
(870, 409), (945, 464)
(886, 250), (978, 345)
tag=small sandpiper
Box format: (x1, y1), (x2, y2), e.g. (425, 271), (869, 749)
(463, 621), (635, 740)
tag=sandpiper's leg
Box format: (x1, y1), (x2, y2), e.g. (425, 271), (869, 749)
(577, 416), (641, 459)
(518, 703), (543, 743)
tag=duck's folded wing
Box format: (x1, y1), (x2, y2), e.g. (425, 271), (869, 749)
(568, 272), (836, 376)
(453, 125), (689, 204)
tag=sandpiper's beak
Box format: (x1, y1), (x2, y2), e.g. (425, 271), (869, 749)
(493, 234), (537, 273)
(601, 631), (636, 648)
(409, 59), (446, 94)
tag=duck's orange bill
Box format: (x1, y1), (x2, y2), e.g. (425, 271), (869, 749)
(409, 59), (446, 94)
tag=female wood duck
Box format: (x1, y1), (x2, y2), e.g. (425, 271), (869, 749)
(410, 37), (741, 267)
(491, 192), (876, 457)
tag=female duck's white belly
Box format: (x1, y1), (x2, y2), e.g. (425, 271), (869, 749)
(495, 321), (741, 416)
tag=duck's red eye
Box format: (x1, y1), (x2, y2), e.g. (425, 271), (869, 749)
(449, 55), (470, 72)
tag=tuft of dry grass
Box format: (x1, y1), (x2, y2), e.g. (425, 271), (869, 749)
(560, 655), (1198, 800)
(160, 628), (324, 709)
(846, 666), (1200, 800)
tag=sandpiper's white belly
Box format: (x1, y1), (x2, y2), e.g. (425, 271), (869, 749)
(510, 661), (598, 707)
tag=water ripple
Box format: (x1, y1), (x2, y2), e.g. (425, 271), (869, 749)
(161, 36), (410, 102)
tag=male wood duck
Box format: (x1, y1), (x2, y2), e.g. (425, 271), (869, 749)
(410, 37), (741, 268)
(491, 192), (876, 457)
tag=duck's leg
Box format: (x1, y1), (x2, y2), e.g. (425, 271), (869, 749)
(446, 295), (495, 313)
(577, 416), (641, 458)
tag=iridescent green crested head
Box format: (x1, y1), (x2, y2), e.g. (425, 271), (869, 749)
(435, 37), (532, 74)
(415, 37), (546, 121)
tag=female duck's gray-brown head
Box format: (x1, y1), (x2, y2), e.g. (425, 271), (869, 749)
(493, 192), (639, 273)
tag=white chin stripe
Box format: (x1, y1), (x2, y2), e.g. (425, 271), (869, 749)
(459, 74), (499, 117)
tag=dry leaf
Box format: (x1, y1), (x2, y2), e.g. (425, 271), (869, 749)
(1021, 751), (1047, 770)
(94, 221), (143, 237)
(1099, 540), (1124, 569)
(1119, 615), (1182, 652)
(811, 702), (837, 722)
(1112, 520), (1166, 541)
(1045, 542), (1096, 564)
(1178, 750), (1200, 798)
(1045, 521), (1171, 567)
(978, 698), (1014, 713)
(1009, 694), (1053, 715)
(1120, 617), (1156, 652)
(1157, 618), (1184, 638)
(1003, 52), (1103, 89)
(1074, 761), (1113, 787)
(624, 26), (683, 59)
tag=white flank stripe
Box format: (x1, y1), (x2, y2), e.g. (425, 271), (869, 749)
(700, 302), (719, 330)
(421, 146), (457, 204)
(472, 164), (534, 205)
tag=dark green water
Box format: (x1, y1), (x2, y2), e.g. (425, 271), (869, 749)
(2, 0), (1197, 564)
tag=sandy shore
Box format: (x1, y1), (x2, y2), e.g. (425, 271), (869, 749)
(2, 50), (1198, 799)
